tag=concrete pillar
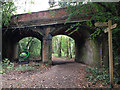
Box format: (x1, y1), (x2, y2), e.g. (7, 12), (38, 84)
(6, 41), (15, 61)
(3, 39), (19, 61)
(13, 43), (19, 60)
(75, 40), (82, 63)
(42, 27), (52, 64)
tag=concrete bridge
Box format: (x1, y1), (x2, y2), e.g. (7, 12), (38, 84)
(2, 8), (108, 67)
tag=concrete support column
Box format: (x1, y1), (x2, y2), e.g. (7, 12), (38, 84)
(13, 43), (18, 60)
(75, 40), (82, 63)
(6, 41), (15, 61)
(75, 37), (100, 67)
(42, 27), (52, 64)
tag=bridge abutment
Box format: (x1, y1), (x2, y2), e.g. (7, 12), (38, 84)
(74, 30), (101, 67)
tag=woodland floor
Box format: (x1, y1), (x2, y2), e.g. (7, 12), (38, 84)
(1, 56), (120, 88)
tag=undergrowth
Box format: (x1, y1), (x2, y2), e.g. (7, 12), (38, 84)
(15, 65), (34, 72)
(85, 67), (120, 85)
(0, 58), (14, 74)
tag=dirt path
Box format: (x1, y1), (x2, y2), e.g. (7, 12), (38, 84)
(52, 56), (74, 65)
(1, 56), (110, 88)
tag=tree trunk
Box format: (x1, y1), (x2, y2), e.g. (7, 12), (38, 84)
(69, 38), (72, 58)
(58, 36), (62, 57)
(66, 38), (69, 58)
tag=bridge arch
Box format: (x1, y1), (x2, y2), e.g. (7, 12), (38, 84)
(2, 28), (43, 61)
(45, 24), (101, 66)
(18, 37), (42, 60)
(3, 24), (101, 66)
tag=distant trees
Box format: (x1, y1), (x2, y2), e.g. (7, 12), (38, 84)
(58, 36), (62, 57)
(52, 35), (75, 59)
(18, 37), (41, 59)
(18, 35), (74, 60)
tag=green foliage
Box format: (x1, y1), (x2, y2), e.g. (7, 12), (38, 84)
(90, 28), (101, 39)
(65, 22), (81, 35)
(1, 0), (35, 27)
(1, 1), (16, 26)
(58, 2), (120, 39)
(0, 58), (14, 74)
(85, 67), (120, 84)
(19, 37), (41, 59)
(0, 61), (3, 74)
(2, 58), (14, 69)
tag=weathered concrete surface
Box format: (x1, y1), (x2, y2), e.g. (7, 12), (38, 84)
(42, 27), (52, 64)
(74, 27), (101, 67)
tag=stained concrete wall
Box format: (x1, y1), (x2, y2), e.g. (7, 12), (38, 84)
(42, 27), (52, 64)
(74, 30), (101, 67)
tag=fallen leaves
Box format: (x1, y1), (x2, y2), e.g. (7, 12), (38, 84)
(2, 60), (117, 88)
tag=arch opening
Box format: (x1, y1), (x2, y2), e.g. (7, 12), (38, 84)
(19, 37), (42, 60)
(49, 24), (101, 66)
(13, 37), (42, 63)
(2, 28), (43, 61)
(52, 35), (75, 65)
